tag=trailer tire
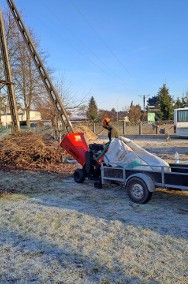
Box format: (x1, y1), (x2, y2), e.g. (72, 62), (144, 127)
(73, 169), (85, 183)
(126, 177), (153, 204)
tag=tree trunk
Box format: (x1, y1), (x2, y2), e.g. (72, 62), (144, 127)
(26, 107), (30, 127)
(0, 97), (2, 126)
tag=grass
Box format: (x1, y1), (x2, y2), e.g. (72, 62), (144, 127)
(0, 169), (187, 283)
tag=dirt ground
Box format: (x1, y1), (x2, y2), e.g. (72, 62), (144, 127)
(0, 134), (188, 283)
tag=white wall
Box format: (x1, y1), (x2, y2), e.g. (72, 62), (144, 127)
(0, 111), (42, 126)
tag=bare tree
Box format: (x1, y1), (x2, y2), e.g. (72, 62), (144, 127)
(3, 9), (88, 133)
(128, 101), (142, 123)
(4, 10), (49, 127)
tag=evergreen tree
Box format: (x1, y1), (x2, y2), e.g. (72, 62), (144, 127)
(86, 96), (98, 121)
(157, 84), (173, 120)
(147, 95), (158, 108)
(174, 97), (184, 109)
(181, 95), (188, 107)
(173, 92), (188, 108)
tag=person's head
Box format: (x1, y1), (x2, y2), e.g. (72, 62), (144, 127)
(102, 117), (111, 129)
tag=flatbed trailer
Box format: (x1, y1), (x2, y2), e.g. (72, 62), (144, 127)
(100, 163), (188, 204)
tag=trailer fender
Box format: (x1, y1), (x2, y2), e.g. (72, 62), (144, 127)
(126, 173), (155, 192)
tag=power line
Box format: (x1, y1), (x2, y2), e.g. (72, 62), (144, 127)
(69, 0), (147, 92)
(70, 0), (132, 77)
(38, 0), (129, 86)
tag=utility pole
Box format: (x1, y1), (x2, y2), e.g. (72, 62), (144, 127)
(117, 99), (119, 123)
(0, 9), (20, 132)
(139, 94), (149, 110)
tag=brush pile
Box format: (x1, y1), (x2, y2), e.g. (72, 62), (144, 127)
(0, 132), (77, 174)
(0, 126), (102, 174)
(74, 125), (99, 144)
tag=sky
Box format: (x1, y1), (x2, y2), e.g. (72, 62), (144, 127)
(1, 0), (188, 111)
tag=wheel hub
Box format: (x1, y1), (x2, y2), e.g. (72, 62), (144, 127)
(132, 183), (144, 198)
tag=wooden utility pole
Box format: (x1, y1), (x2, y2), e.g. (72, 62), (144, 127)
(0, 9), (20, 132)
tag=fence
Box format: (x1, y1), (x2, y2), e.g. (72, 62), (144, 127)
(0, 120), (174, 140)
(0, 127), (11, 140)
(72, 120), (174, 136)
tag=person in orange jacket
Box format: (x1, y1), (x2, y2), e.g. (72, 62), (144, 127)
(102, 117), (119, 142)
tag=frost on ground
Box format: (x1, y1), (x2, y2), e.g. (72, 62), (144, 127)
(0, 137), (188, 283)
(0, 169), (187, 284)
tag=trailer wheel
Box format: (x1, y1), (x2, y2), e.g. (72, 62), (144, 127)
(126, 177), (152, 204)
(73, 169), (85, 183)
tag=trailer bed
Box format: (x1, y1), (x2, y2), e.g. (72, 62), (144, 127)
(101, 163), (188, 191)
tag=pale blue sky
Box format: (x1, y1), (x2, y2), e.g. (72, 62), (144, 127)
(1, 0), (188, 110)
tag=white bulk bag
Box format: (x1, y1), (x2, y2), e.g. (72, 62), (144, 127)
(104, 137), (170, 172)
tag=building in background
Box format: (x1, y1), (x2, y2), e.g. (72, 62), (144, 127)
(0, 110), (42, 127)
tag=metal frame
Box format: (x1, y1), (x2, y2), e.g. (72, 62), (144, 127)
(101, 163), (188, 191)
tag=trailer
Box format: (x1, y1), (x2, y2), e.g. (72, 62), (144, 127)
(100, 163), (188, 204)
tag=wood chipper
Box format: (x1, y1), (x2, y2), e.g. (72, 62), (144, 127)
(60, 132), (108, 187)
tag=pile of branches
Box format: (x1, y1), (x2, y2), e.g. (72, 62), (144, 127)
(0, 132), (76, 173)
(74, 126), (98, 143)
